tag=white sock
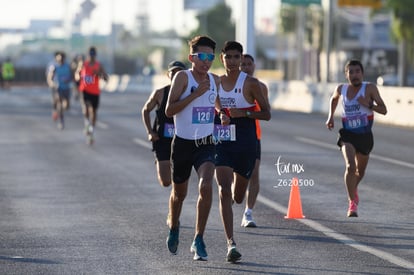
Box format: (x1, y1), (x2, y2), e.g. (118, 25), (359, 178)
(245, 208), (252, 215)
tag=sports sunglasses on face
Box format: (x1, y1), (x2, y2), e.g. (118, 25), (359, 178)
(191, 52), (215, 62)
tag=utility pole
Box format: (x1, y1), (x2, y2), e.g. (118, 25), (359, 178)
(237, 0), (255, 58)
(322, 0), (332, 83)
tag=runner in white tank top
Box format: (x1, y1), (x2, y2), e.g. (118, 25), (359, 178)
(174, 70), (218, 140)
(326, 59), (387, 218)
(164, 35), (229, 262)
(340, 82), (374, 134)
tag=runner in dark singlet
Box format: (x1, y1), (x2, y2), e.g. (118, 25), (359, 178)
(142, 60), (186, 187)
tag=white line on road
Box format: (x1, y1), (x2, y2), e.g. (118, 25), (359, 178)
(97, 121), (109, 130)
(133, 137), (152, 149)
(258, 195), (414, 272)
(295, 136), (414, 169)
(132, 134), (414, 271)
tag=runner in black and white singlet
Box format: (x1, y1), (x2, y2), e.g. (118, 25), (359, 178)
(215, 41), (270, 263)
(164, 35), (228, 262)
(142, 60), (186, 187)
(326, 59), (387, 218)
(215, 71), (257, 173)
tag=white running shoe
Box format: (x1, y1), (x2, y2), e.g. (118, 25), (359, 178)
(226, 242), (241, 263)
(241, 212), (257, 228)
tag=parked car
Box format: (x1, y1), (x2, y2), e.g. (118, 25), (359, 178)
(377, 73), (414, 87)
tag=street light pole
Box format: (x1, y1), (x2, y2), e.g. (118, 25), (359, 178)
(238, 0), (255, 58)
(322, 0), (332, 83)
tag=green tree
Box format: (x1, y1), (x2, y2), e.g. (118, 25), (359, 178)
(186, 3), (236, 68)
(279, 4), (324, 80)
(280, 5), (297, 33)
(384, 0), (414, 84)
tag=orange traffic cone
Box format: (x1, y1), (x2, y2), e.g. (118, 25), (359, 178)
(284, 177), (305, 219)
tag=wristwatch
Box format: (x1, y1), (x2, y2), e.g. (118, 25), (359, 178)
(246, 110), (251, 117)
(368, 102), (374, 109)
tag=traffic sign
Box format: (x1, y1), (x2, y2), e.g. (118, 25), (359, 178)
(281, 0), (321, 6)
(337, 0), (382, 8)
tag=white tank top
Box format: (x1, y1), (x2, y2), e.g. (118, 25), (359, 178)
(341, 82), (373, 133)
(174, 70), (218, 140)
(218, 71), (256, 109)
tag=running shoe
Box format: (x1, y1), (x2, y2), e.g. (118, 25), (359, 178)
(190, 235), (208, 261)
(241, 212), (257, 228)
(226, 241), (241, 263)
(88, 125), (94, 135)
(354, 190), (359, 205)
(347, 200), (358, 217)
(166, 225), (179, 254)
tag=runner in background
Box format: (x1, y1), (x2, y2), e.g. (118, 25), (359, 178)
(77, 46), (108, 145)
(240, 53), (270, 228)
(47, 51), (72, 130)
(326, 59), (387, 217)
(2, 57), (15, 90)
(141, 60), (186, 187)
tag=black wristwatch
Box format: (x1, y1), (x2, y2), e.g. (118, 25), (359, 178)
(368, 102), (374, 109)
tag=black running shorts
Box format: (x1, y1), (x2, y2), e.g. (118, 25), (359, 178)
(337, 128), (374, 155)
(82, 91), (100, 110)
(255, 139), (261, 160)
(215, 146), (256, 180)
(153, 138), (172, 161)
(171, 135), (215, 184)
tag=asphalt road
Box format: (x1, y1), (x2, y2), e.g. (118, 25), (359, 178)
(0, 85), (413, 275)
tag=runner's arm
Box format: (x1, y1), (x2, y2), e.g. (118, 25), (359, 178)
(368, 84), (387, 115)
(326, 85), (341, 130)
(142, 89), (162, 141)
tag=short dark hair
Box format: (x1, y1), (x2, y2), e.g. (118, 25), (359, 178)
(168, 60), (186, 71)
(188, 35), (216, 54)
(243, 54), (254, 62)
(345, 59), (364, 73)
(221, 41), (243, 54)
(58, 52), (66, 60)
(89, 46), (97, 56)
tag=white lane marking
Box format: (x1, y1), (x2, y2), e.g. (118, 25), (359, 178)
(258, 195), (414, 272)
(97, 121), (109, 129)
(132, 133), (414, 271)
(133, 137), (152, 149)
(295, 136), (414, 169)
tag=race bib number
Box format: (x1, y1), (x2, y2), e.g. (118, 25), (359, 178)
(192, 107), (214, 124)
(213, 124), (236, 141)
(84, 75), (95, 84)
(344, 114), (368, 129)
(163, 123), (174, 138)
